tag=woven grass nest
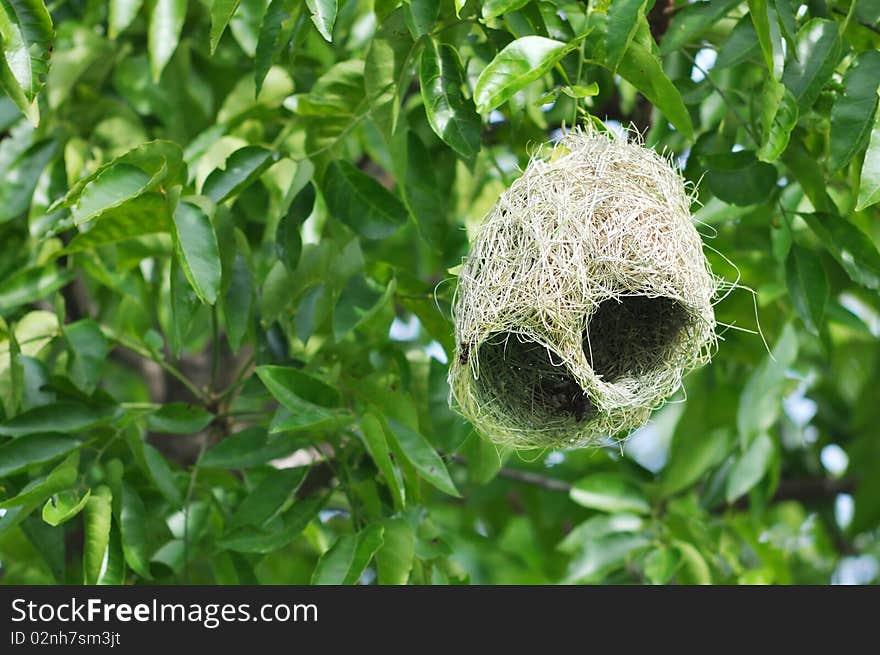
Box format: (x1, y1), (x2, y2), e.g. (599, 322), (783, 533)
(448, 127), (718, 449)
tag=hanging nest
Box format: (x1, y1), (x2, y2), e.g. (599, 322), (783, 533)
(448, 127), (718, 449)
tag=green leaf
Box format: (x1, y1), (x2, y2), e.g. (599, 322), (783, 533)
(169, 258), (200, 356)
(481, 0), (529, 21)
(772, 0), (797, 56)
(172, 200), (221, 305)
(283, 177), (316, 225)
(143, 442), (182, 506)
(558, 514), (645, 554)
(321, 160), (408, 239)
(147, 403), (214, 433)
(228, 466), (308, 528)
(781, 19), (841, 111)
(605, 0), (647, 73)
(0, 42), (35, 122)
(643, 546), (680, 584)
(83, 485), (112, 585)
(375, 518), (414, 584)
(222, 253), (252, 352)
(402, 131), (449, 248)
(715, 15), (760, 70)
(0, 38), (34, 122)
(1, 452), (78, 509)
(75, 166), (152, 223)
(0, 434), (79, 477)
(218, 495), (324, 553)
(364, 8), (412, 138)
(42, 488), (90, 526)
(148, 0), (187, 82)
(659, 0), (741, 55)
(613, 41), (694, 139)
(311, 534), (358, 585)
(661, 428), (730, 497)
(785, 243), (828, 336)
(564, 533), (651, 584)
(333, 274), (394, 341)
(97, 524), (126, 584)
(0, 312), (58, 380)
(360, 412), (404, 510)
(4, 323), (23, 417)
(0, 266), (74, 315)
(120, 484), (151, 578)
(674, 540), (711, 584)
(59, 140), (185, 226)
(275, 183), (312, 271)
(63, 319), (109, 395)
(856, 109), (880, 211)
(829, 51), (880, 172)
(201, 428), (310, 468)
(256, 365), (341, 407)
(269, 406), (344, 435)
(305, 0), (335, 42)
(312, 523), (384, 585)
(0, 0), (54, 106)
(109, 0), (144, 38)
(150, 539), (184, 573)
(0, 139), (55, 223)
(405, 0), (438, 37)
(801, 213), (880, 290)
(344, 525), (385, 585)
(725, 432), (775, 502)
(64, 194), (172, 253)
(385, 418), (459, 497)
(782, 139), (836, 213)
(209, 0), (240, 53)
(705, 151), (778, 206)
(14, 360), (51, 422)
(758, 83), (798, 162)
(202, 146), (277, 204)
(747, 0), (782, 78)
(21, 515), (65, 581)
(419, 39), (481, 159)
(275, 214), (303, 275)
(569, 473), (651, 514)
(255, 0), (298, 96)
(737, 323), (797, 443)
(473, 36), (569, 114)
(0, 402), (113, 437)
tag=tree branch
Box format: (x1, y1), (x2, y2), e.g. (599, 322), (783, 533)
(494, 464), (573, 492)
(733, 476), (857, 509)
(451, 453), (857, 510)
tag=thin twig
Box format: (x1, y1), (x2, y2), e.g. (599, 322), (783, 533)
(451, 453), (857, 508)
(831, 7), (879, 35)
(210, 307), (220, 394)
(106, 329), (211, 403)
(217, 353), (256, 400)
(682, 50), (759, 144)
(182, 438), (209, 584)
(450, 453), (572, 492)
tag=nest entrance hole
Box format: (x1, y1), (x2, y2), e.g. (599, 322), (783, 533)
(584, 295), (689, 382)
(475, 332), (594, 424)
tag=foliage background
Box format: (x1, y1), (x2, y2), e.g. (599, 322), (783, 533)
(1, 0), (879, 585)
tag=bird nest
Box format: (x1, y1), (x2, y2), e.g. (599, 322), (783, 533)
(448, 127), (718, 449)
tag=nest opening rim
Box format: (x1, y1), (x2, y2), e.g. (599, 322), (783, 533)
(583, 294), (693, 384)
(472, 331), (597, 428)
